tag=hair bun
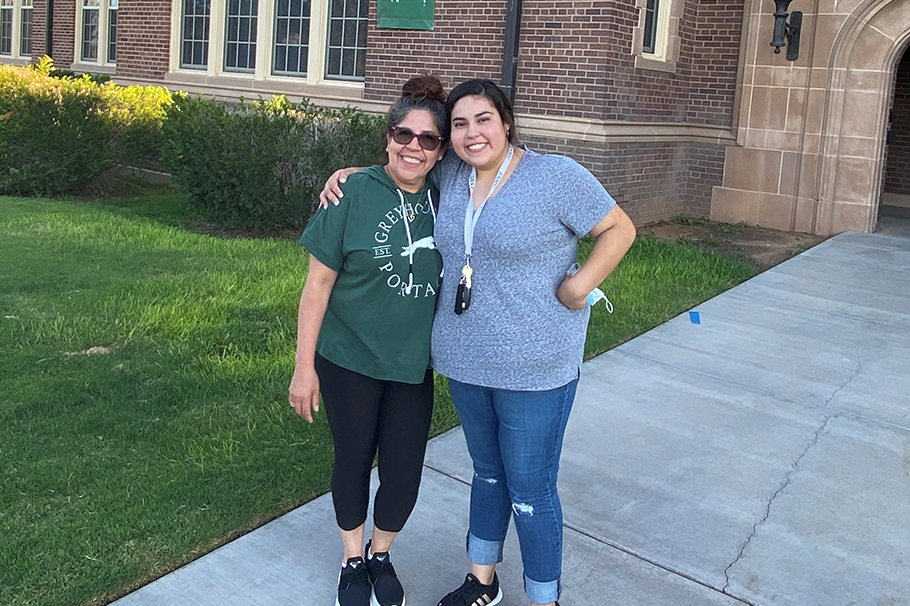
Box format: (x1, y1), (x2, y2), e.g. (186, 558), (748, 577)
(401, 75), (446, 104)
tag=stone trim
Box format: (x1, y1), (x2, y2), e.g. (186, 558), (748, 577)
(71, 61), (116, 74)
(136, 73), (375, 111)
(517, 114), (736, 145)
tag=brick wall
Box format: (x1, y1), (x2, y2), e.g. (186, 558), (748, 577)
(115, 0), (171, 78)
(685, 143), (726, 217)
(30, 0), (45, 58)
(522, 134), (725, 223)
(885, 52), (910, 195)
(364, 0), (506, 99)
(682, 1), (743, 127)
(365, 0), (742, 126)
(48, 0), (75, 66)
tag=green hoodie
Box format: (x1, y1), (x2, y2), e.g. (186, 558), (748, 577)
(300, 165), (442, 384)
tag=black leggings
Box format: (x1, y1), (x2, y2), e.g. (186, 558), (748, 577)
(315, 353), (434, 533)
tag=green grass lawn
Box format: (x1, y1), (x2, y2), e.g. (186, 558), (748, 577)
(0, 192), (755, 606)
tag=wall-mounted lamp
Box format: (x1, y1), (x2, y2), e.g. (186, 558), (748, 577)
(770, 0), (802, 61)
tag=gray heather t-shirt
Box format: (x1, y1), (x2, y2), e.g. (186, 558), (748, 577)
(430, 148), (616, 391)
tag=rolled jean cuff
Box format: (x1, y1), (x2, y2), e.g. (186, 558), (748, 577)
(466, 532), (504, 566)
(524, 574), (560, 605)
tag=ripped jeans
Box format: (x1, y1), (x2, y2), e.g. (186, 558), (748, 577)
(448, 377), (578, 605)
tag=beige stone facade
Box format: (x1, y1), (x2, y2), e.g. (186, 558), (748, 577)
(713, 0), (910, 234)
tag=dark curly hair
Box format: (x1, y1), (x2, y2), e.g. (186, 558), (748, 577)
(387, 75), (449, 141)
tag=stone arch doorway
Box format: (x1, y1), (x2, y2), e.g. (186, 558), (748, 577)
(712, 0), (910, 235)
(815, 0), (910, 235)
(880, 47), (910, 223)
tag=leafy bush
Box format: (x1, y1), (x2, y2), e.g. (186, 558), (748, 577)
(160, 94), (386, 229)
(0, 57), (171, 196)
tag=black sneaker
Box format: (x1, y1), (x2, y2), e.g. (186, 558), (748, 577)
(436, 573), (502, 606)
(337, 556), (371, 606)
(365, 540), (405, 606)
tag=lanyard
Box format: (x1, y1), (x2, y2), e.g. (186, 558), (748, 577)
(463, 144), (514, 260)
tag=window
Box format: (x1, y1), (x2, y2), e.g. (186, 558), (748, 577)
(82, 0), (99, 60)
(273, 0), (309, 75)
(633, 0), (679, 73)
(181, 0), (210, 68)
(325, 0), (367, 80)
(642, 0), (658, 54)
(107, 0), (117, 63)
(225, 0), (257, 71)
(0, 0), (30, 59)
(19, 0), (31, 56)
(77, 0), (117, 64)
(1, 0), (12, 56)
(174, 0), (369, 83)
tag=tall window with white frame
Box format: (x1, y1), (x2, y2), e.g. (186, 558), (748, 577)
(181, 0), (211, 68)
(642, 0), (659, 54)
(19, 0), (31, 56)
(82, 0), (100, 60)
(272, 0), (309, 75)
(78, 0), (117, 64)
(325, 0), (367, 80)
(0, 0), (13, 56)
(0, 0), (31, 58)
(225, 0), (257, 71)
(107, 0), (117, 63)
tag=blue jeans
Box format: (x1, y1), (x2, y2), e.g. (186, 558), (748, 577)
(448, 377), (578, 605)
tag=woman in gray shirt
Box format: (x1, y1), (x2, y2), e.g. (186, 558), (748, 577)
(322, 79), (636, 606)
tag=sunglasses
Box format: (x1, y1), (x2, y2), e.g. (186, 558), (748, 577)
(389, 127), (444, 151)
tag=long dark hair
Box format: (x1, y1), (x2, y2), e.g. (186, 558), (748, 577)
(445, 79), (518, 144)
(387, 75), (449, 140)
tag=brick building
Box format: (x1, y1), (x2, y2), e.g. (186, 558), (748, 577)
(3, 0), (909, 233)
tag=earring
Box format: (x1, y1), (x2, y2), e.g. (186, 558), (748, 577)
(386, 147), (389, 152)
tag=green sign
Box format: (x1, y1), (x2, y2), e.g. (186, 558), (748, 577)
(376, 0), (435, 30)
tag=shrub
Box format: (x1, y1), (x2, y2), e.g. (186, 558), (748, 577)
(160, 94), (386, 229)
(0, 57), (171, 196)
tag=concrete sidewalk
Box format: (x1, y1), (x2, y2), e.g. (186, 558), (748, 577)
(113, 230), (910, 606)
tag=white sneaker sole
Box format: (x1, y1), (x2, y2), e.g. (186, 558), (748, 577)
(489, 587), (503, 606)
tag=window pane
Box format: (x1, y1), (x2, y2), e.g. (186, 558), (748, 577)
(327, 47), (340, 75)
(225, 0), (257, 71)
(82, 7), (99, 61)
(342, 20), (355, 47)
(272, 0), (309, 76)
(325, 0), (366, 80)
(357, 18), (366, 47)
(181, 0), (211, 68)
(341, 48), (353, 74)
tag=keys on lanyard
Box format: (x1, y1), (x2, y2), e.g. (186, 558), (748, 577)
(457, 145), (514, 316)
(455, 257), (473, 315)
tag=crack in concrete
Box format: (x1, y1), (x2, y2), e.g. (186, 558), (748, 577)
(721, 360), (862, 595)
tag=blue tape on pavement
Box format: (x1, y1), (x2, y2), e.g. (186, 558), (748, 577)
(689, 311), (701, 324)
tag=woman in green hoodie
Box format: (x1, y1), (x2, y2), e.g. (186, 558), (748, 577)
(288, 76), (447, 606)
